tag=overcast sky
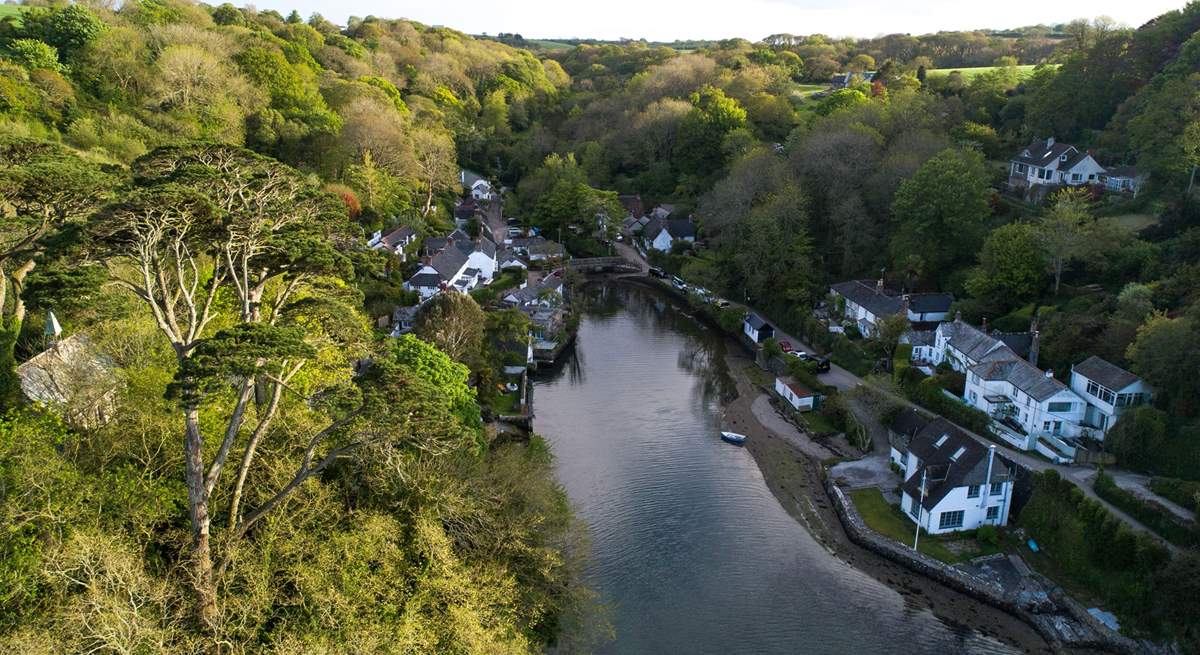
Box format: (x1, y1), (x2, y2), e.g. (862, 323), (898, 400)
(245, 0), (1186, 41)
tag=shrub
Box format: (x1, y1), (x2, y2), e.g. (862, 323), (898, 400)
(975, 524), (1000, 548)
(1149, 477), (1200, 512)
(1093, 472), (1199, 548)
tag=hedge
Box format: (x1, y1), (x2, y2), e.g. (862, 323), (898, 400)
(1094, 472), (1200, 548)
(1149, 477), (1200, 513)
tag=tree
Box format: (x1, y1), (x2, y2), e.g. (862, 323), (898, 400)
(1105, 405), (1169, 470)
(965, 222), (1044, 307)
(409, 128), (458, 218)
(890, 148), (990, 276)
(675, 86), (747, 178)
(89, 144), (359, 629)
(1037, 188), (1094, 293)
(0, 139), (117, 403)
(875, 313), (910, 362)
(848, 54), (875, 72)
(414, 292), (486, 367)
(1127, 310), (1200, 417)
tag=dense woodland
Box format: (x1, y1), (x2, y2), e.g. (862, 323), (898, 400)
(1, 0), (1200, 651)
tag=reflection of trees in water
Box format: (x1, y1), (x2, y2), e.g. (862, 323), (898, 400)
(547, 282), (735, 402)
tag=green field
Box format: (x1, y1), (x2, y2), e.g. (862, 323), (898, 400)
(793, 84), (827, 99)
(0, 4), (25, 22)
(849, 488), (962, 563)
(925, 64), (1046, 80)
(528, 39), (574, 51)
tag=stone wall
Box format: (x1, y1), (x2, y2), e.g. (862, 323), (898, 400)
(823, 474), (1147, 654)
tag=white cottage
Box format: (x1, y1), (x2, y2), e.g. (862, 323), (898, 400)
(743, 313), (774, 343)
(774, 376), (815, 412)
(1009, 137), (1106, 193)
(889, 412), (1015, 535)
(643, 217), (696, 253)
(1069, 356), (1153, 439)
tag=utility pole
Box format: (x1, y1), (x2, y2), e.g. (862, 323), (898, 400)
(1188, 163), (1197, 196)
(912, 468), (927, 552)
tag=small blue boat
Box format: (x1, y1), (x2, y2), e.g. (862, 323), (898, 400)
(720, 431), (747, 445)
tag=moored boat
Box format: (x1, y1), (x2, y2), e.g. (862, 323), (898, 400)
(720, 431), (747, 445)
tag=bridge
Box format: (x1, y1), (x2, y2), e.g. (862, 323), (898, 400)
(566, 256), (644, 275)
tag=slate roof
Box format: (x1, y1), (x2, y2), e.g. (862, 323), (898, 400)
(908, 292), (954, 314)
(407, 272), (442, 289)
(745, 313), (771, 330)
(905, 330), (935, 347)
(17, 335), (118, 417)
(969, 354), (1067, 402)
(1105, 165), (1140, 179)
(940, 320), (1005, 362)
(994, 332), (1033, 360)
(666, 218), (695, 239)
(1073, 356), (1140, 391)
(1012, 138), (1077, 166)
(830, 280), (903, 318)
(378, 225), (414, 249)
(618, 194), (645, 218)
(899, 417), (1012, 510)
(423, 237), (448, 253)
(430, 246), (468, 280)
(890, 408), (932, 441)
(643, 217), (665, 240)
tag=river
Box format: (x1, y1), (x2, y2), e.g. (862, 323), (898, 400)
(533, 284), (1021, 654)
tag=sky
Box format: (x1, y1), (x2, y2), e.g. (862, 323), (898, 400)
(246, 0), (1187, 41)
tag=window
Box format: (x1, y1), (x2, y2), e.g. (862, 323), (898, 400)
(986, 506), (1000, 520)
(950, 447), (966, 462)
(1048, 401), (1072, 412)
(1086, 380), (1115, 405)
(909, 496), (920, 518)
(967, 485), (981, 498)
(934, 434), (948, 448)
(990, 482), (1004, 496)
(938, 511), (964, 530)
(900, 452), (908, 466)
(1043, 421), (1051, 431)
(1014, 163), (1027, 174)
(1071, 173), (1082, 182)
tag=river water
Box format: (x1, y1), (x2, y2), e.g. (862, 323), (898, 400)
(533, 284), (1020, 654)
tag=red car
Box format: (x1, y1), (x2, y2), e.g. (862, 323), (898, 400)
(778, 340), (794, 353)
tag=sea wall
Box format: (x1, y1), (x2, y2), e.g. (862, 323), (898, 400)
(823, 475), (1146, 654)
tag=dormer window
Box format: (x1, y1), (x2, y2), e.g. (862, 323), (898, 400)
(1060, 154), (1068, 162)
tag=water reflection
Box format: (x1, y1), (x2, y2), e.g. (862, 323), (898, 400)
(534, 283), (1020, 655)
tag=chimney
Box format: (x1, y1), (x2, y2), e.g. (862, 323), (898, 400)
(1028, 316), (1040, 367)
(876, 278), (884, 295)
(1044, 369), (1054, 378)
(981, 445), (996, 509)
(981, 316), (987, 333)
(955, 310), (962, 322)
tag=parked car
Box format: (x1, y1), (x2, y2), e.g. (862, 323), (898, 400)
(507, 227), (523, 237)
(715, 299), (731, 309)
(813, 357), (831, 372)
(671, 276), (687, 290)
(778, 340), (794, 353)
(649, 267), (667, 279)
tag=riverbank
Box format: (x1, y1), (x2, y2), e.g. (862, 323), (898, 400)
(718, 348), (1063, 655)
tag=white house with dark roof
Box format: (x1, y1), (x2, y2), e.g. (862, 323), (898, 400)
(643, 217), (696, 253)
(889, 411), (1015, 535)
(964, 351), (1086, 458)
(1009, 137), (1106, 194)
(924, 315), (1038, 373)
(1069, 356), (1153, 438)
(405, 230), (498, 299)
(743, 313), (774, 343)
(829, 279), (954, 337)
(368, 225), (416, 259)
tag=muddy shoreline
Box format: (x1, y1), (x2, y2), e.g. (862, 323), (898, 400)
(718, 347), (1066, 655)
